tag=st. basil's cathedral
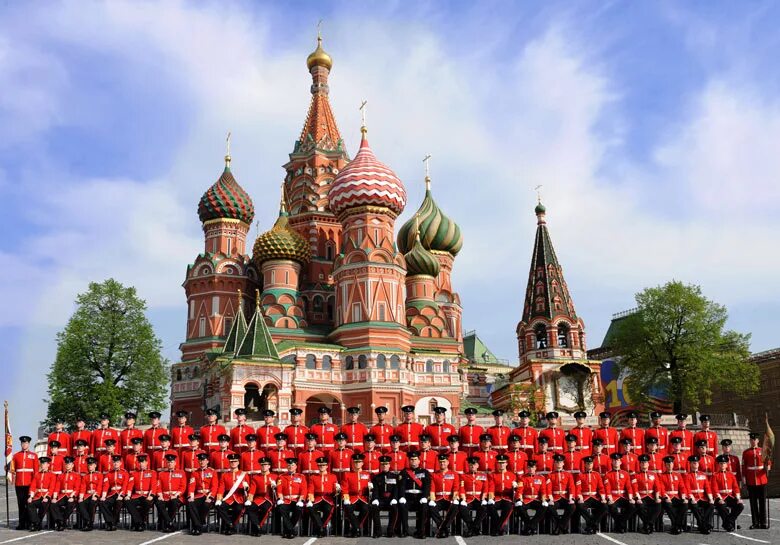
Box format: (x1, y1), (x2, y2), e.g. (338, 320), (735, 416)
(170, 37), (605, 427)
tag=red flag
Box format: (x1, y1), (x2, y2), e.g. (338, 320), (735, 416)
(4, 400), (11, 459)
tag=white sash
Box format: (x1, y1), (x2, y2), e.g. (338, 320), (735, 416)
(224, 471), (247, 501)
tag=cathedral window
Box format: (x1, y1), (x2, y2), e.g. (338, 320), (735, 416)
(192, 366), (199, 378)
(535, 324), (547, 349)
(326, 297), (335, 321)
(358, 355), (368, 369)
(226, 238), (232, 255)
(176, 369), (182, 381)
(189, 300), (195, 320)
(390, 355), (401, 369)
(212, 296), (220, 316)
(345, 356), (354, 370)
(271, 270), (276, 284)
(223, 317), (233, 336)
(425, 360), (434, 373)
(285, 271), (289, 284)
(305, 354), (316, 369)
(352, 303), (362, 322)
(378, 303), (386, 321)
(557, 323), (570, 347)
(377, 355), (386, 369)
(325, 242), (334, 261)
(429, 399), (438, 413)
(443, 360), (451, 373)
(199, 317), (206, 337)
(314, 296), (324, 313)
(322, 356), (332, 370)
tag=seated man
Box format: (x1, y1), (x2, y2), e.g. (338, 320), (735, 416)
(307, 457), (338, 537)
(398, 451), (431, 538)
(712, 454), (743, 532)
(458, 457), (489, 537)
(342, 453), (372, 538)
(154, 454), (186, 533)
(27, 457), (57, 532)
(186, 452), (218, 536)
(246, 457), (277, 536)
(76, 457), (102, 531)
(276, 457), (307, 539)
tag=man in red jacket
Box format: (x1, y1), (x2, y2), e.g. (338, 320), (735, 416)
(47, 419), (71, 456)
(604, 453), (635, 533)
(619, 411), (644, 455)
(546, 454), (576, 535)
(720, 438), (742, 481)
(200, 408), (227, 453)
(575, 456), (606, 535)
(215, 453), (250, 535)
(713, 454), (743, 531)
(284, 408), (308, 455)
(255, 410), (280, 453)
(342, 453), (372, 537)
(424, 407), (456, 454)
(742, 432), (770, 529)
(124, 454), (156, 532)
(428, 454), (460, 537)
(569, 410), (592, 457)
(685, 454), (714, 535)
(669, 414), (694, 455)
(693, 414), (718, 455)
(311, 407), (338, 452)
(307, 457), (339, 537)
(593, 412), (619, 455)
(370, 407), (394, 453)
(51, 456), (81, 531)
(458, 456), (489, 537)
(458, 407), (484, 456)
(487, 410), (511, 454)
(26, 456), (57, 532)
(70, 417), (92, 457)
(517, 460), (548, 536)
(539, 411), (565, 453)
(514, 410), (538, 458)
(276, 457), (307, 539)
(170, 410), (194, 455)
(645, 412), (668, 452)
(155, 454), (186, 532)
(76, 457), (102, 531)
(659, 455), (688, 534)
(92, 413), (120, 457)
(186, 452), (218, 536)
(395, 405), (423, 452)
(487, 454), (517, 536)
(632, 454), (662, 534)
(144, 411), (167, 455)
(120, 412), (144, 455)
(246, 457), (277, 536)
(230, 408), (255, 455)
(99, 455), (130, 531)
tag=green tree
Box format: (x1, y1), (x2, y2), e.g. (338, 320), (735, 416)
(45, 279), (169, 428)
(611, 280), (757, 414)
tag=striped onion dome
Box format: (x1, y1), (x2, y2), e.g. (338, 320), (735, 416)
(397, 180), (463, 256)
(253, 209), (311, 266)
(198, 159), (255, 225)
(404, 231), (440, 277)
(328, 130), (407, 216)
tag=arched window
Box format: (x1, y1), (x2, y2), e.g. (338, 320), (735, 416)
(192, 366), (199, 378)
(535, 324), (548, 349)
(325, 242), (335, 261)
(313, 296), (324, 313)
(425, 360), (434, 373)
(345, 356), (354, 370)
(429, 399), (438, 413)
(175, 369), (182, 381)
(390, 355), (401, 369)
(443, 360), (450, 373)
(358, 355), (368, 369)
(557, 323), (570, 348)
(326, 297), (335, 321)
(376, 354), (386, 369)
(305, 354), (316, 369)
(322, 355), (332, 370)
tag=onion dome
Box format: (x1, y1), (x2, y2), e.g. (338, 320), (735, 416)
(328, 129), (407, 216)
(198, 156), (255, 225)
(535, 202), (546, 215)
(253, 197), (311, 266)
(307, 35), (333, 71)
(405, 230), (440, 277)
(397, 177), (463, 256)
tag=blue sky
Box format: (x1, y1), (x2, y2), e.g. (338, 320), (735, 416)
(2, 0), (779, 440)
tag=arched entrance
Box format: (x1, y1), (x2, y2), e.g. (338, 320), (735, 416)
(244, 383), (279, 421)
(305, 394), (342, 426)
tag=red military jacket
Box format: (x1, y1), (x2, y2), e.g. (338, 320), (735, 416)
(180, 448), (206, 474)
(489, 469), (517, 501)
(419, 449), (438, 473)
(119, 427), (144, 454)
(632, 471), (662, 499)
(98, 452), (124, 473)
(28, 471), (58, 501)
(562, 450), (582, 475)
(711, 470), (740, 500)
(506, 449), (528, 474)
(622, 452), (639, 475)
(283, 424), (309, 453)
(188, 467), (218, 499)
(170, 425), (194, 452)
(742, 446), (770, 486)
(645, 425), (668, 452)
(576, 470), (605, 501)
(217, 469), (250, 504)
(311, 422), (338, 451)
(49, 454), (65, 476)
(210, 448), (236, 474)
(458, 424), (484, 455)
(255, 424), (281, 452)
(152, 448), (179, 472)
(645, 451), (664, 473)
(697, 453), (716, 477)
(431, 469), (459, 500)
(230, 424), (255, 454)
(144, 426), (167, 453)
(475, 449), (497, 473)
(447, 451), (468, 474)
(102, 469), (130, 497)
(394, 421), (424, 452)
(127, 469), (157, 499)
(387, 450), (407, 472)
(298, 449), (325, 475)
(593, 427), (619, 455)
(533, 452), (555, 476)
(308, 472), (339, 504)
(47, 431), (71, 456)
(619, 427), (645, 455)
(591, 452), (611, 475)
(370, 423), (394, 453)
(269, 447), (295, 474)
(362, 449), (381, 474)
(668, 429), (694, 454)
(124, 452), (145, 472)
(277, 472), (307, 503)
(341, 470), (371, 503)
(249, 472), (277, 504)
(658, 471), (686, 499)
(604, 469), (633, 500)
(199, 423), (227, 452)
(342, 422), (369, 452)
(685, 471), (712, 502)
(79, 471), (103, 498)
(459, 471), (490, 502)
(568, 426), (593, 456)
(70, 430), (92, 456)
(514, 426), (538, 458)
(539, 427), (566, 453)
(424, 423), (456, 453)
(55, 471), (82, 500)
(329, 448), (354, 475)
(91, 427), (119, 456)
(11, 450), (38, 486)
(487, 425), (511, 453)
(546, 469), (576, 501)
(241, 448), (266, 474)
(727, 453), (742, 482)
(668, 451), (688, 474)
(693, 429), (719, 455)
(520, 473), (548, 504)
(156, 469), (187, 499)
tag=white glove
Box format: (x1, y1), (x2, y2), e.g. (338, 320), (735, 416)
(419, 497), (427, 505)
(335, 483), (341, 492)
(242, 481), (249, 488)
(368, 483), (373, 490)
(343, 499), (351, 505)
(390, 499), (398, 505)
(215, 500), (222, 506)
(372, 499), (379, 506)
(461, 500), (468, 506)
(481, 500), (487, 506)
(512, 481), (518, 488)
(270, 481), (277, 488)
(515, 500), (522, 507)
(277, 499), (284, 505)
(542, 501), (548, 507)
(487, 499), (495, 505)
(306, 500), (313, 507)
(244, 500), (251, 506)
(399, 497), (407, 504)
(428, 499), (436, 506)
(296, 500), (304, 507)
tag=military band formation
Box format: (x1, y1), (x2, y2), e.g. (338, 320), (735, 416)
(7, 405), (772, 538)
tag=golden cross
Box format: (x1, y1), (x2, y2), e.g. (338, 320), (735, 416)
(423, 154), (432, 190)
(317, 19), (323, 40)
(534, 184), (543, 203)
(359, 100), (368, 128)
(226, 131), (231, 156)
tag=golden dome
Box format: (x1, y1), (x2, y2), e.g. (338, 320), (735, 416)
(306, 36), (333, 71)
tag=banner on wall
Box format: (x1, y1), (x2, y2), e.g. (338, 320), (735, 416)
(600, 359), (671, 420)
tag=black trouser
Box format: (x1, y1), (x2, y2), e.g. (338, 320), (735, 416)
(344, 500), (370, 536)
(98, 494), (121, 528)
(52, 497), (78, 527)
(577, 498), (606, 533)
(186, 497), (212, 530)
(747, 485), (767, 527)
(488, 499), (513, 535)
(429, 499), (457, 536)
(548, 498), (574, 534)
(608, 498), (635, 532)
(216, 501), (243, 532)
(689, 499), (714, 533)
(635, 497), (661, 531)
(277, 502), (302, 536)
(14, 486), (30, 529)
(309, 500), (335, 536)
(459, 499), (487, 534)
(155, 497), (182, 529)
(369, 499), (398, 537)
(77, 496), (99, 529)
(399, 494), (427, 537)
(662, 497), (687, 531)
(715, 496), (743, 531)
(125, 497), (152, 528)
(518, 500), (547, 534)
(247, 501), (273, 535)
(27, 498), (52, 529)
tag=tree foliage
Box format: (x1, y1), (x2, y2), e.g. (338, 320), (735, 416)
(611, 280), (757, 414)
(45, 279), (169, 428)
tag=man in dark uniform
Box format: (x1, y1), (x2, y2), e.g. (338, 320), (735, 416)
(398, 451), (432, 538)
(370, 455), (401, 537)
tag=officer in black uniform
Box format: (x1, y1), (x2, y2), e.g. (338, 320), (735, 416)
(398, 451), (432, 538)
(370, 455), (401, 537)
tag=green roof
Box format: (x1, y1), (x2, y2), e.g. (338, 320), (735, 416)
(464, 331), (500, 364)
(236, 303), (280, 361)
(222, 300), (248, 354)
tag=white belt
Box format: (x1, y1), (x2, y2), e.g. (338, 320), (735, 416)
(16, 469), (33, 472)
(303, 470), (318, 474)
(402, 442), (419, 446)
(666, 490), (678, 494)
(718, 488), (732, 493)
(111, 486), (123, 490)
(62, 489), (75, 493)
(690, 489), (704, 494)
(197, 489), (211, 494)
(348, 443), (361, 448)
(638, 490), (653, 495)
(290, 444), (304, 448)
(234, 443), (247, 448)
(204, 442), (218, 446)
(406, 490), (421, 494)
(553, 490), (567, 494)
(174, 444), (187, 448)
(464, 444), (477, 448)
(747, 466), (764, 470)
(318, 444), (334, 448)
(581, 490), (597, 495)
(434, 492), (452, 497)
(519, 444), (533, 449)
(333, 469), (348, 473)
